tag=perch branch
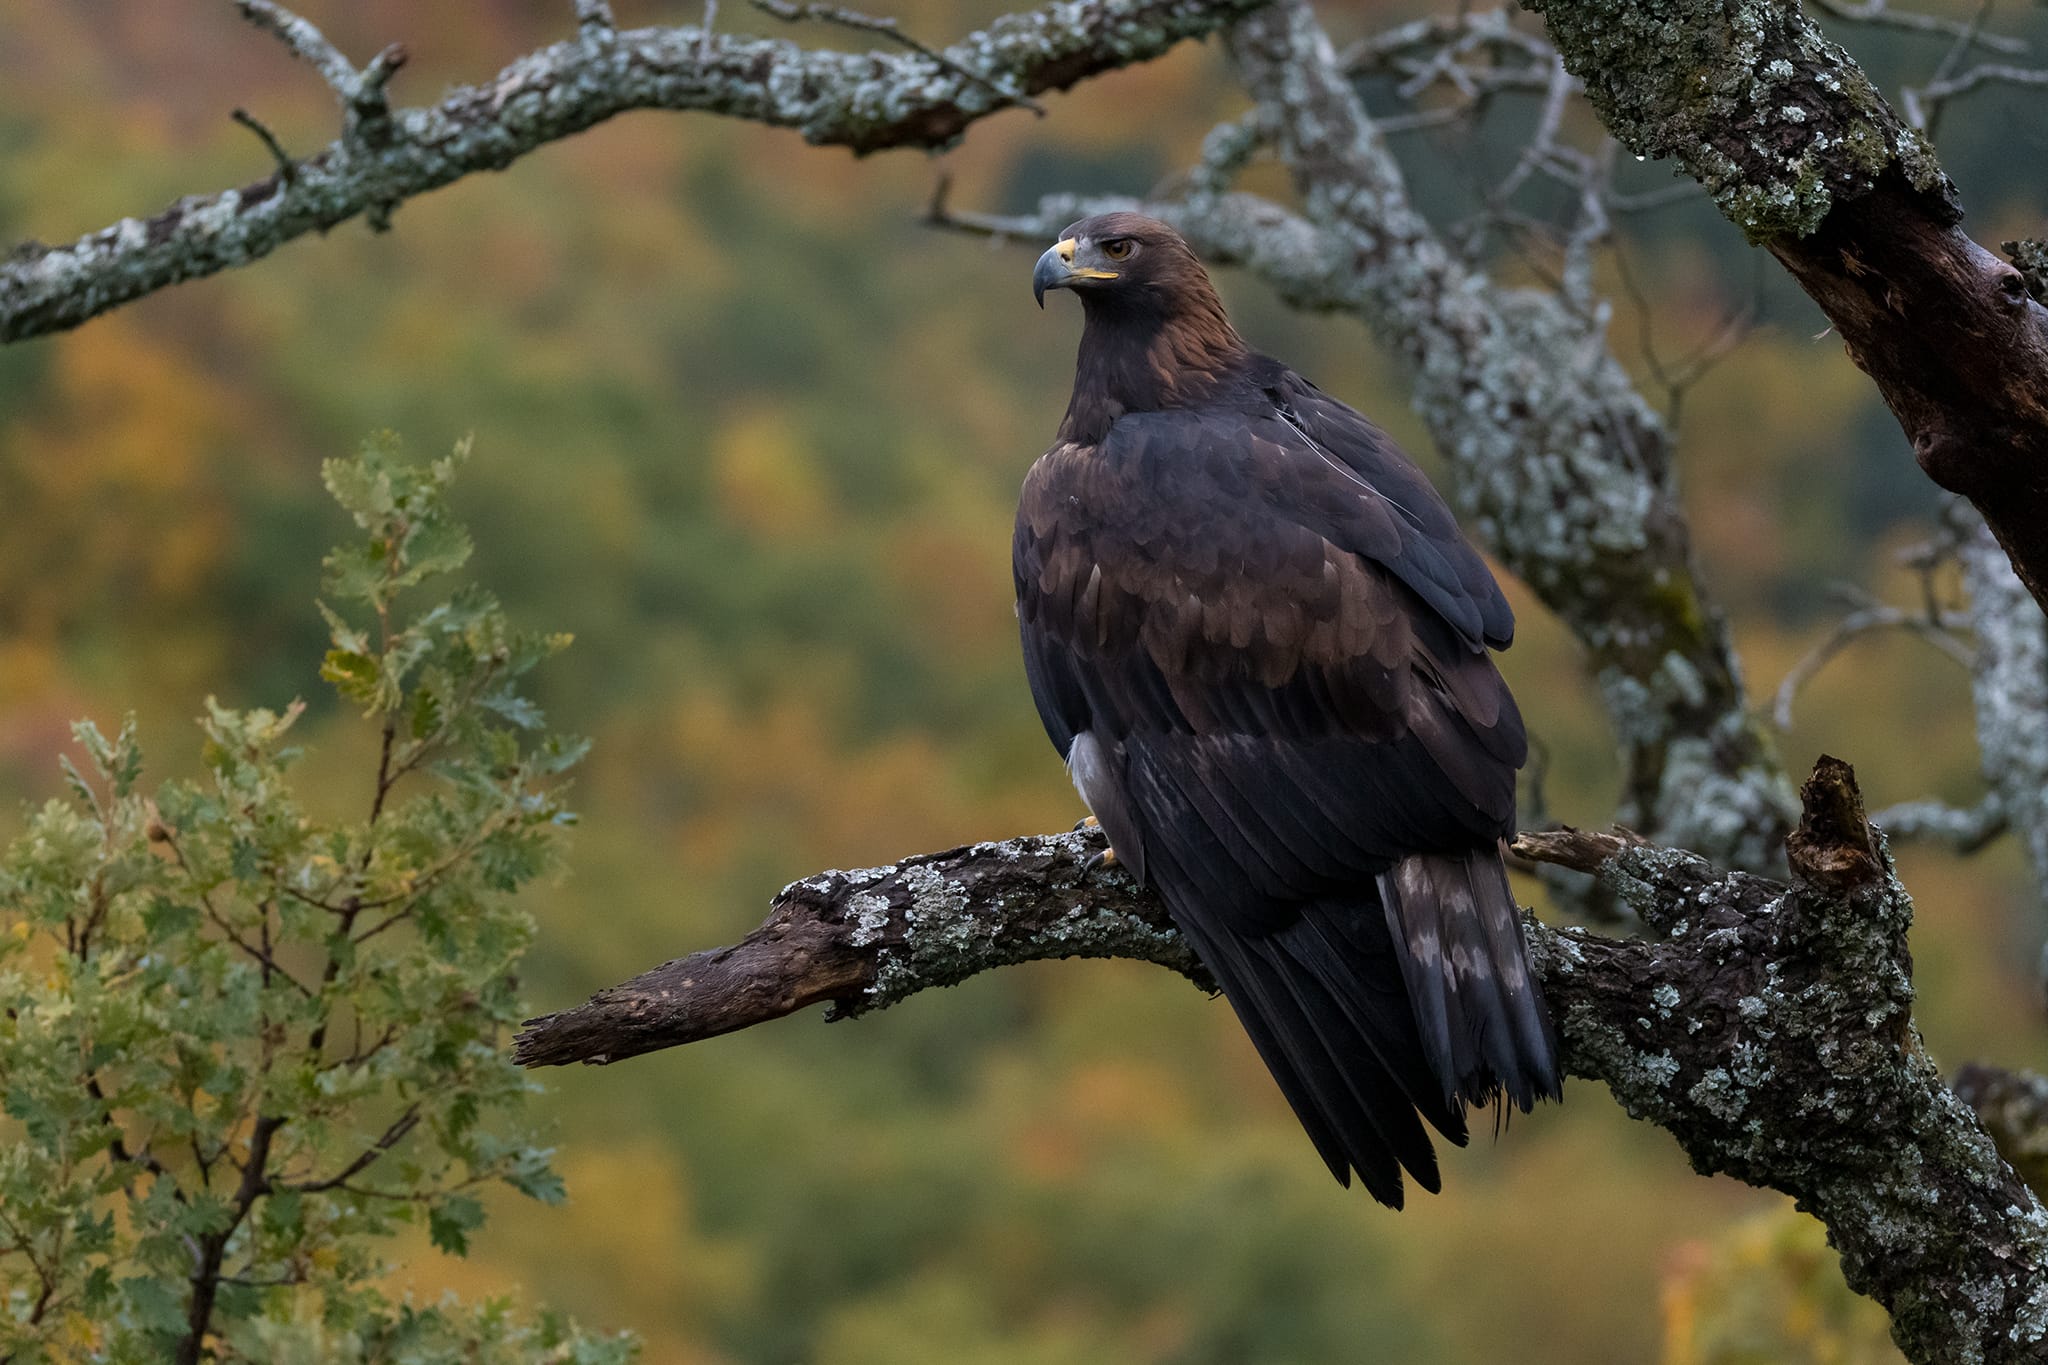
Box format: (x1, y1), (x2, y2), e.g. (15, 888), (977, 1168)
(518, 757), (2048, 1363)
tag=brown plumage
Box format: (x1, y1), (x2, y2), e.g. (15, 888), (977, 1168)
(1019, 212), (1560, 1206)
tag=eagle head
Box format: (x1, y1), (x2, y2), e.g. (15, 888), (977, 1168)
(1031, 212), (1208, 311)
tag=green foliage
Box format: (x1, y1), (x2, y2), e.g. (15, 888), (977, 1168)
(1660, 1207), (1901, 1364)
(0, 437), (631, 1362)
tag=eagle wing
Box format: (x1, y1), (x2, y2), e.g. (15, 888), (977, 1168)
(1014, 379), (1552, 1204)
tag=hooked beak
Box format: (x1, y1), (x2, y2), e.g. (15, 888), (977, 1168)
(1032, 237), (1118, 308)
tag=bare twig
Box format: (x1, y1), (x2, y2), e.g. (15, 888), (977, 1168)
(1905, 61), (2048, 130)
(1606, 180), (1707, 215)
(1609, 232), (1759, 425)
(230, 108), (297, 184)
(1508, 825), (1647, 874)
(750, 0), (1046, 115)
(1491, 56), (1578, 207)
(1344, 8), (1561, 140)
(700, 0), (720, 57)
(1872, 797), (2008, 853)
(1773, 597), (1974, 730)
(286, 1104), (422, 1193)
(234, 0), (407, 147)
(234, 0), (359, 99)
(1182, 111), (1268, 199)
(350, 43), (408, 144)
(157, 828), (318, 998)
(1811, 0), (2027, 54)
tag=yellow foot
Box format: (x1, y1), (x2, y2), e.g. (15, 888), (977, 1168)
(1075, 815), (1119, 870)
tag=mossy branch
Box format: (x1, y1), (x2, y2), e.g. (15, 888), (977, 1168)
(519, 758), (2048, 1364)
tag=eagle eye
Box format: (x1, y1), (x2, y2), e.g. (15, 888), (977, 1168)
(1101, 238), (1136, 261)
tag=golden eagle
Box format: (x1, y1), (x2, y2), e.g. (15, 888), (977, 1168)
(1019, 212), (1560, 1206)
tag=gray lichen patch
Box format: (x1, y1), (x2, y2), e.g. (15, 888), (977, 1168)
(843, 891), (894, 947)
(842, 834), (1204, 1015)
(1533, 816), (2048, 1359)
(1689, 1067), (1748, 1122)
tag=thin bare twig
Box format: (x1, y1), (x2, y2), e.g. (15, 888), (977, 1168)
(1906, 61), (2048, 130)
(230, 108), (297, 184)
(1606, 181), (1707, 214)
(233, 0), (359, 100)
(285, 1104), (422, 1193)
(351, 43), (408, 138)
(1773, 596), (1975, 730)
(1871, 796), (2009, 852)
(233, 0), (406, 146)
(157, 829), (318, 998)
(1609, 233), (1759, 425)
(750, 0), (1046, 115)
(1912, 0), (2001, 133)
(1810, 0), (2027, 54)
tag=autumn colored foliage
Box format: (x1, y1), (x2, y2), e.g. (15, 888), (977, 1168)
(2, 0), (2046, 1360)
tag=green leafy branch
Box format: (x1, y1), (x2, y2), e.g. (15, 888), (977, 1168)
(0, 435), (630, 1364)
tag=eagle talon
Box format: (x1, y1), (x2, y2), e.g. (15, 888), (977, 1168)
(1075, 814), (1118, 869)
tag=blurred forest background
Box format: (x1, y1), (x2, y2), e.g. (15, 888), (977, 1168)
(4, 0), (2047, 1359)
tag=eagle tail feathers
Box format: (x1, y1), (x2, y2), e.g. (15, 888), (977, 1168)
(1175, 907), (1447, 1208)
(1376, 850), (1562, 1113)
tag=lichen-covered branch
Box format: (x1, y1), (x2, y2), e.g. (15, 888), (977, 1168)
(0, 0), (1257, 343)
(512, 830), (1205, 1066)
(1522, 0), (2048, 617)
(518, 758), (2048, 1364)
(1951, 505), (2048, 913)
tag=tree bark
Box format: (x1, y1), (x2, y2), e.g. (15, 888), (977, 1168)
(1525, 0), (2048, 617)
(518, 758), (2048, 1364)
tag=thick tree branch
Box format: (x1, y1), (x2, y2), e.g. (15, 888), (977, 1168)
(518, 757), (2048, 1363)
(0, 0), (1256, 343)
(1523, 0), (2048, 617)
